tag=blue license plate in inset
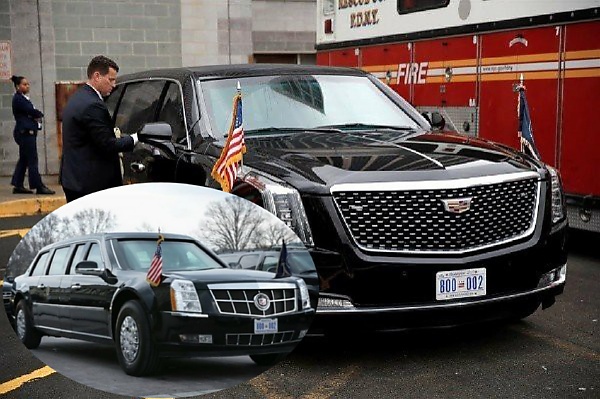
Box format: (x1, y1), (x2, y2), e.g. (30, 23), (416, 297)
(254, 318), (278, 334)
(436, 268), (486, 300)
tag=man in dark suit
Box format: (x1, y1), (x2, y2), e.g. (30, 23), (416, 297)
(60, 55), (138, 203)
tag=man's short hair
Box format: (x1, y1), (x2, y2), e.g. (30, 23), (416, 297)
(87, 55), (119, 78)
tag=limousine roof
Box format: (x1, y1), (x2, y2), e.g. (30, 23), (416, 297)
(38, 232), (198, 251)
(117, 63), (367, 83)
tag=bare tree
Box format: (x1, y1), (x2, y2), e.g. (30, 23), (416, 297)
(6, 213), (66, 277)
(66, 208), (117, 237)
(196, 196), (266, 252)
(252, 222), (299, 249)
(136, 221), (158, 232)
(6, 208), (116, 278)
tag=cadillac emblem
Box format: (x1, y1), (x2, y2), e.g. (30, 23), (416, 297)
(253, 293), (270, 311)
(441, 197), (474, 214)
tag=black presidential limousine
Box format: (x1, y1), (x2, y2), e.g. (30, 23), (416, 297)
(106, 64), (568, 331)
(9, 232), (314, 375)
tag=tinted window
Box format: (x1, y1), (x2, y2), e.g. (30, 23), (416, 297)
(86, 243), (103, 267)
(397, 0), (449, 14)
(48, 247), (70, 275)
(239, 254), (260, 269)
(115, 81), (166, 134)
(261, 256), (279, 272)
(30, 252), (50, 276)
(105, 84), (124, 120)
(158, 82), (186, 143)
(68, 244), (87, 274)
(113, 239), (224, 272)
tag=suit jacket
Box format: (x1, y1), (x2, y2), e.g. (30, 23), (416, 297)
(59, 84), (134, 194)
(12, 92), (44, 133)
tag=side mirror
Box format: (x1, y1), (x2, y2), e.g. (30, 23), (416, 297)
(75, 261), (99, 273)
(75, 261), (118, 284)
(422, 111), (446, 131)
(228, 262), (241, 269)
(138, 122), (173, 142)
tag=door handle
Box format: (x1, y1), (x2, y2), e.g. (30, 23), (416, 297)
(130, 162), (146, 173)
(71, 284), (81, 290)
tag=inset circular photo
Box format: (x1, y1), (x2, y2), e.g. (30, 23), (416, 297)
(3, 183), (317, 398)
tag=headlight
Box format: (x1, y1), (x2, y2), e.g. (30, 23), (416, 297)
(242, 171), (314, 246)
(547, 166), (565, 224)
(297, 278), (311, 310)
(170, 279), (202, 314)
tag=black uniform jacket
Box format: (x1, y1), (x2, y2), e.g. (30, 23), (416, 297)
(12, 92), (43, 133)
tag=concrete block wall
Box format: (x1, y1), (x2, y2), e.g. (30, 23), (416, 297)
(0, 0), (14, 176)
(1, 0), (52, 177)
(181, 0), (252, 66)
(0, 0), (317, 176)
(252, 0), (316, 55)
(51, 0), (182, 81)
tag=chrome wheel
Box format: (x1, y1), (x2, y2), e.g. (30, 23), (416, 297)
(119, 315), (140, 363)
(16, 308), (26, 340)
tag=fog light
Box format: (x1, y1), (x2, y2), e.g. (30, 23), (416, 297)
(558, 265), (567, 281)
(299, 329), (308, 339)
(317, 297), (355, 310)
(537, 264), (567, 288)
(179, 334), (212, 344)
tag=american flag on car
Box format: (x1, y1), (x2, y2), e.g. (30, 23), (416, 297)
(211, 83), (246, 193)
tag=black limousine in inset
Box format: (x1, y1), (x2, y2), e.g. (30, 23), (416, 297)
(106, 64), (568, 330)
(9, 232), (314, 375)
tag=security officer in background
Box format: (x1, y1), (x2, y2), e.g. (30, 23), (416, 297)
(10, 75), (55, 195)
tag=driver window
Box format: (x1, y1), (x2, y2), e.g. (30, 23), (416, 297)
(261, 256), (279, 272)
(158, 82), (186, 143)
(85, 243), (103, 268)
(114, 81), (166, 134)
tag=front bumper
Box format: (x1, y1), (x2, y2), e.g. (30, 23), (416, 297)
(311, 264), (566, 332)
(155, 309), (315, 357)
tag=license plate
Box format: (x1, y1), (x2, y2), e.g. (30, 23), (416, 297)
(254, 318), (278, 334)
(436, 268), (486, 300)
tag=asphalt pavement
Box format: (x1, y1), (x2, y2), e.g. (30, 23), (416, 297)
(0, 176), (598, 399)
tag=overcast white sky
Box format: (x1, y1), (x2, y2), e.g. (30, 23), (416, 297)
(51, 183), (284, 239)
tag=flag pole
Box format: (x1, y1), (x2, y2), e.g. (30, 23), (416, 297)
(517, 74), (524, 153)
(237, 80), (244, 175)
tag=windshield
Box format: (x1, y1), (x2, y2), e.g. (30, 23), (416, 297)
(113, 239), (224, 272)
(199, 75), (420, 138)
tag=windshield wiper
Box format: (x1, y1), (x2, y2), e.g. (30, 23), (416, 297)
(244, 126), (342, 136)
(316, 123), (417, 132)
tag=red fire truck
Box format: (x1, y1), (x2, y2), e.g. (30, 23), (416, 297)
(316, 0), (600, 233)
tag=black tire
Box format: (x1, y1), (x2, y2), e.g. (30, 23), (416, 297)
(250, 352), (288, 366)
(114, 300), (160, 376)
(15, 300), (42, 349)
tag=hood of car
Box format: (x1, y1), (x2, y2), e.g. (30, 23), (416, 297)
(241, 130), (541, 194)
(164, 268), (295, 288)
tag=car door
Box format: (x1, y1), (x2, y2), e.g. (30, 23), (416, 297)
(33, 246), (70, 331)
(114, 80), (169, 184)
(58, 242), (88, 333)
(67, 241), (117, 339)
(26, 251), (50, 326)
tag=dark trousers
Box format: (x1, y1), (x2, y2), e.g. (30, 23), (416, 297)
(62, 187), (87, 203)
(11, 131), (43, 189)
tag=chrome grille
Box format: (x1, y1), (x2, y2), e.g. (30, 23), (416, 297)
(209, 283), (298, 316)
(226, 331), (297, 346)
(332, 176), (540, 253)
